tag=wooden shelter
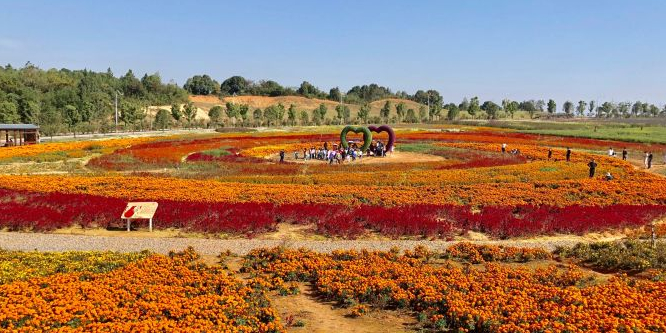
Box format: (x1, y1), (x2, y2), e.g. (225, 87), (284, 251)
(0, 124), (40, 146)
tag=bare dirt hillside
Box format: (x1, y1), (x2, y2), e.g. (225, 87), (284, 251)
(188, 95), (425, 121)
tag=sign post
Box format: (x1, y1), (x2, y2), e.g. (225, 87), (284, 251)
(121, 202), (158, 232)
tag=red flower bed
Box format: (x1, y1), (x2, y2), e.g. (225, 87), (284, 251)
(2, 189), (664, 238)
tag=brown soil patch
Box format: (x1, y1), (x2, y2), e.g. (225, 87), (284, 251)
(188, 95), (425, 120)
(271, 283), (419, 333)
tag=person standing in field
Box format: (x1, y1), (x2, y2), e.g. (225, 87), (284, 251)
(566, 147), (571, 162)
(547, 148), (553, 160)
(622, 148), (628, 161)
(608, 147), (615, 157)
(279, 150), (285, 163)
(501, 143), (507, 153)
(648, 152), (653, 169)
(644, 152), (649, 168)
(587, 159), (598, 178)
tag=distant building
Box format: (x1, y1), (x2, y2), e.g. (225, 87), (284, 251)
(0, 124), (40, 146)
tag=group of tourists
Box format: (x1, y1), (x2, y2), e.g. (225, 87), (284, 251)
(501, 143), (666, 181)
(606, 146), (661, 169)
(280, 140), (392, 164)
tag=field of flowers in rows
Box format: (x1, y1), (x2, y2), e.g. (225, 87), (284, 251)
(243, 245), (666, 332)
(0, 127), (665, 238)
(1, 244), (663, 332)
(0, 248), (283, 332)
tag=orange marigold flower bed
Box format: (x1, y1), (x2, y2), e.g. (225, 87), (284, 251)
(243, 247), (666, 333)
(0, 248), (283, 332)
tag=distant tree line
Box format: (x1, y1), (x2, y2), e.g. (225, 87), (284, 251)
(2, 63), (665, 137)
(0, 63), (188, 136)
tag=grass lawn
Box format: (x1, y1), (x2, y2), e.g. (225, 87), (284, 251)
(522, 126), (666, 144)
(453, 119), (666, 145)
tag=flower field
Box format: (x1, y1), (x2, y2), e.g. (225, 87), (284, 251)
(0, 248), (283, 332)
(243, 246), (666, 332)
(0, 126), (665, 238)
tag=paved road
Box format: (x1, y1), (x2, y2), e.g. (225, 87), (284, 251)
(0, 232), (586, 255)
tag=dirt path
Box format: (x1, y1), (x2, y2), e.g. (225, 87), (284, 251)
(0, 231), (632, 255)
(271, 283), (418, 333)
(221, 256), (419, 332)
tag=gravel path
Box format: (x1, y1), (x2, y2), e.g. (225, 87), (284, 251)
(0, 232), (587, 255)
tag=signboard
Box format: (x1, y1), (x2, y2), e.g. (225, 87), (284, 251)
(122, 202), (158, 219)
(121, 202), (158, 232)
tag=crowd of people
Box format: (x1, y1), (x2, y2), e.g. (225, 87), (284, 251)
(279, 140), (393, 164)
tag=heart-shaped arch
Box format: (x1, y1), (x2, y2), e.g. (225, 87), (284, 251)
(340, 126), (373, 152)
(367, 125), (395, 151)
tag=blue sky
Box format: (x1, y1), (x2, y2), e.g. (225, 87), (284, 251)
(1, 0), (665, 104)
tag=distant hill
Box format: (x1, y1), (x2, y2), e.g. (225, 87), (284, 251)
(188, 95), (426, 121)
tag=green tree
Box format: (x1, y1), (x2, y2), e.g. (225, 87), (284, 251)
(395, 102), (406, 122)
(328, 87), (342, 101)
(335, 104), (345, 124)
(183, 75), (218, 95)
(253, 108), (262, 126)
(312, 103), (327, 125)
(598, 102), (614, 118)
(588, 101), (596, 117)
(481, 101), (500, 119)
(297, 81), (322, 97)
(39, 107), (64, 139)
(208, 105), (223, 127)
(276, 103), (286, 125)
(405, 108), (417, 123)
(342, 105), (351, 123)
(170, 104), (182, 122)
(182, 102), (197, 127)
(238, 104), (249, 126)
(445, 103), (460, 120)
(225, 102), (239, 126)
(18, 99), (40, 124)
(380, 100), (391, 122)
(631, 101), (643, 117)
(64, 104), (81, 134)
(119, 70), (145, 98)
(502, 99), (518, 119)
(155, 108), (171, 130)
(287, 104), (297, 126)
(357, 103), (370, 123)
(547, 99), (557, 114)
(563, 101), (573, 116)
(620, 102), (631, 118)
(648, 104), (660, 117)
(468, 97), (480, 117)
(576, 101), (587, 117)
(418, 105), (427, 122)
(459, 97), (470, 111)
(263, 105), (279, 126)
(220, 76), (248, 96)
(299, 110), (309, 125)
(119, 102), (145, 131)
(0, 101), (20, 123)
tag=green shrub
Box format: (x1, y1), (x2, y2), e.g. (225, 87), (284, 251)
(556, 240), (666, 272)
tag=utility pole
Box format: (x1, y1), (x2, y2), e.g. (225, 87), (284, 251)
(115, 90), (123, 132)
(427, 93), (431, 122)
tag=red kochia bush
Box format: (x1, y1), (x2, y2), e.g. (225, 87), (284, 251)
(1, 189), (665, 238)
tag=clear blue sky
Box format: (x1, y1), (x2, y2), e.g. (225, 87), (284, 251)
(1, 0), (665, 104)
